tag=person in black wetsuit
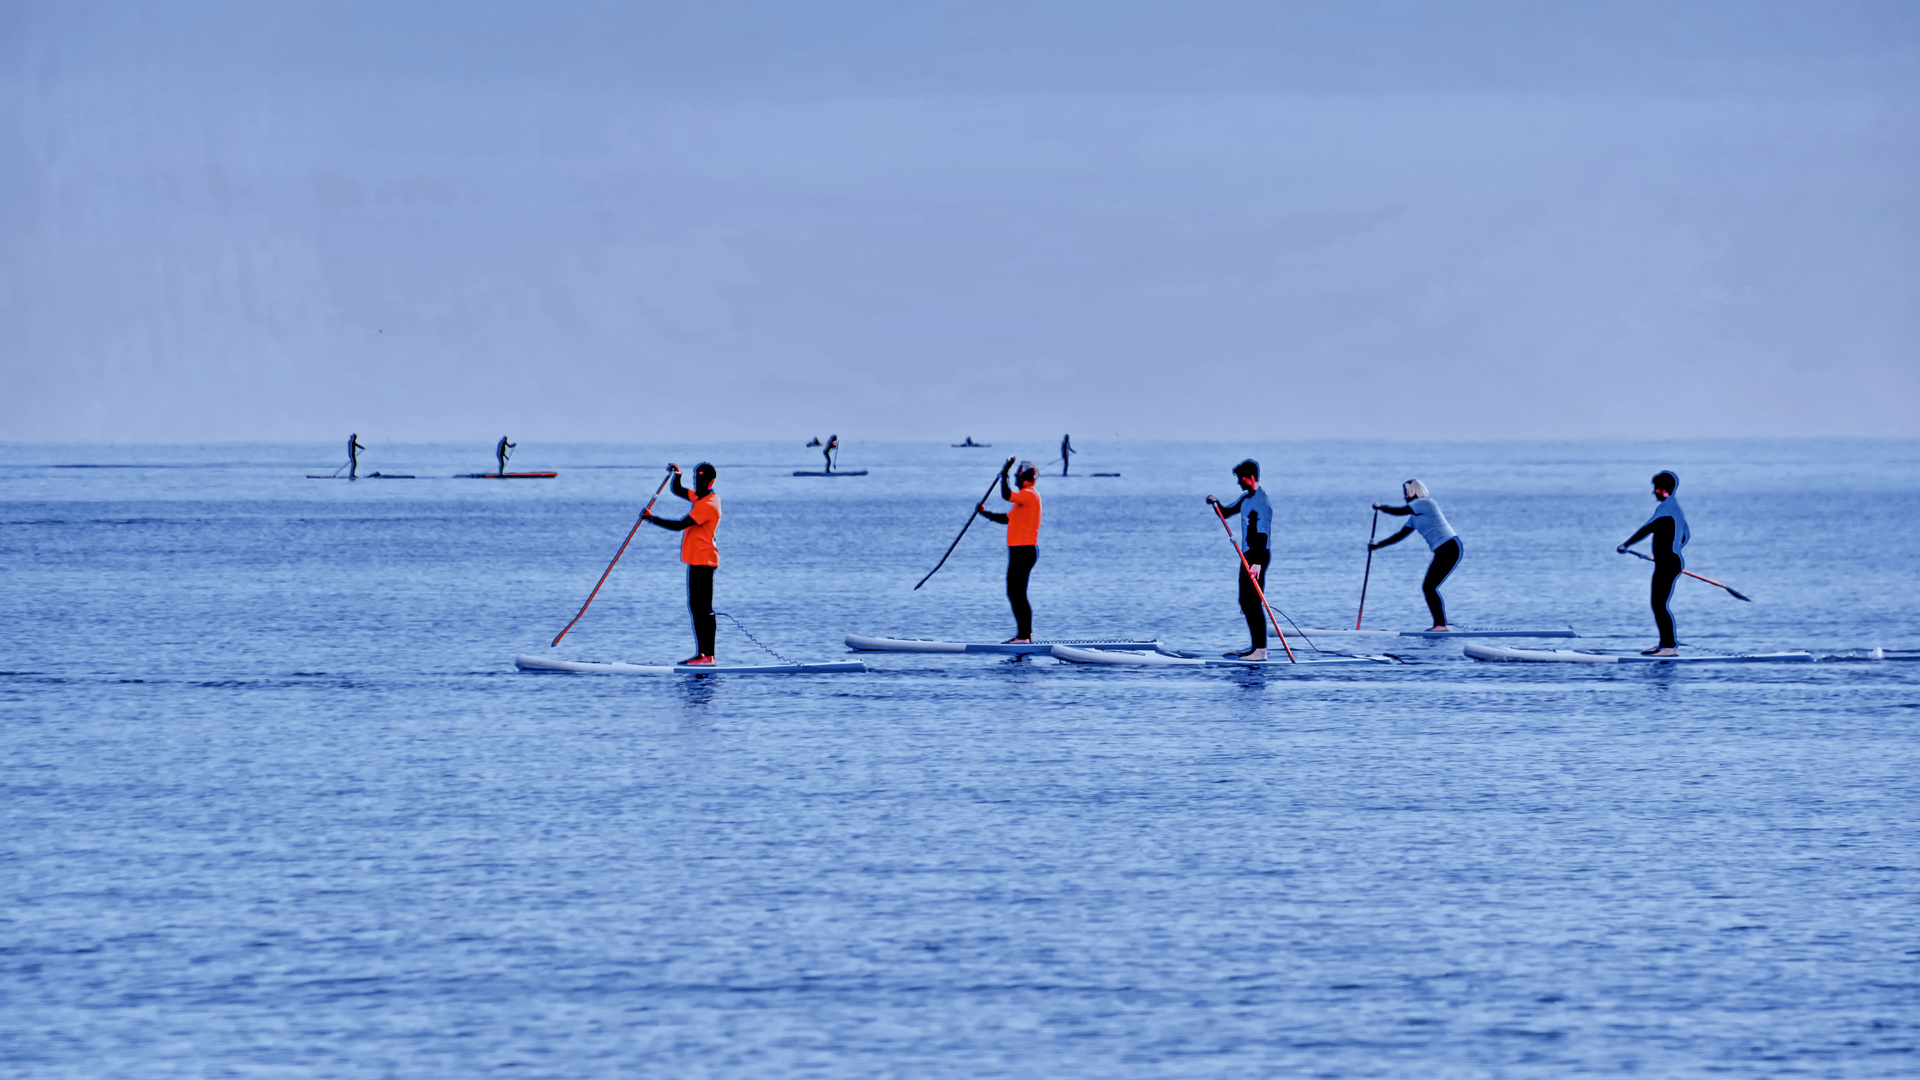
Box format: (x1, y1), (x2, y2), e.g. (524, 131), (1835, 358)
(1207, 459), (1272, 660)
(1617, 470), (1690, 656)
(347, 434), (366, 479)
(824, 435), (839, 473)
(495, 436), (516, 476)
(1060, 434), (1075, 476)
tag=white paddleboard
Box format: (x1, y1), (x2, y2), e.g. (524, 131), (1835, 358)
(1295, 627), (1578, 639)
(516, 654), (866, 675)
(846, 634), (1160, 655)
(1463, 643), (1813, 664)
(1051, 645), (1400, 668)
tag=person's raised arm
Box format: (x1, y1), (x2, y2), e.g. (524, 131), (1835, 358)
(668, 464), (691, 501)
(998, 457), (1016, 501)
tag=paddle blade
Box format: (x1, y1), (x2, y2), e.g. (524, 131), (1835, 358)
(1725, 586), (1753, 601)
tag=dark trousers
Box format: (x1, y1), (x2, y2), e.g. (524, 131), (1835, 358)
(1239, 556), (1270, 649)
(686, 565), (716, 656)
(1006, 545), (1037, 639)
(1423, 538), (1462, 626)
(1651, 555), (1681, 648)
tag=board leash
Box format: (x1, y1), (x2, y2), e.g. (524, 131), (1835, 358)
(714, 612), (798, 665)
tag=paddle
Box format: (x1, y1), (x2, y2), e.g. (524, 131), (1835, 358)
(1619, 547), (1752, 601)
(915, 468), (1007, 590)
(1356, 507), (1379, 629)
(550, 466), (676, 647)
(1209, 501), (1295, 662)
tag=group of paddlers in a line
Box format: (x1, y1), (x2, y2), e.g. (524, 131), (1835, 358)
(635, 457), (1695, 665)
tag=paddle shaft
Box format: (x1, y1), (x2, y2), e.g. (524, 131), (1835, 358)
(1211, 502), (1295, 662)
(914, 472), (1006, 590)
(1620, 547), (1751, 601)
(551, 469), (676, 647)
(1356, 507), (1379, 629)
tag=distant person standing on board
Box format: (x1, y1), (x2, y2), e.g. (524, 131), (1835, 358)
(642, 462), (722, 665)
(976, 457), (1042, 643)
(495, 436), (516, 476)
(1060, 434), (1075, 476)
(1371, 479), (1463, 632)
(824, 435), (839, 474)
(1208, 459), (1271, 659)
(347, 434), (366, 479)
(1617, 470), (1689, 657)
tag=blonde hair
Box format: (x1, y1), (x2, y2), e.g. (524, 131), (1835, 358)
(1403, 479), (1429, 499)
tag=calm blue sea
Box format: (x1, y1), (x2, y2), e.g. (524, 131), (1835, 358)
(4, 439), (1918, 1078)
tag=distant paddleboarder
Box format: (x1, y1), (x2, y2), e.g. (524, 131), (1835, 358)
(806, 436), (822, 447)
(975, 458), (1042, 643)
(1618, 470), (1689, 657)
(495, 436), (516, 476)
(1371, 480), (1462, 632)
(824, 435), (839, 474)
(1208, 459), (1271, 659)
(1060, 434), (1075, 476)
(347, 434), (366, 479)
(641, 462), (722, 665)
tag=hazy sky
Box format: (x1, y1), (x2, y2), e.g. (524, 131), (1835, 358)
(3, 1), (1916, 442)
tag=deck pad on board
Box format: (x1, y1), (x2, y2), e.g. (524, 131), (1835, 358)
(516, 654), (866, 674)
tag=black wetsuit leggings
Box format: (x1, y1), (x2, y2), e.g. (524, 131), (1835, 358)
(1239, 556), (1270, 649)
(686, 565), (716, 657)
(1006, 545), (1037, 639)
(1651, 555), (1681, 648)
(1423, 538), (1462, 627)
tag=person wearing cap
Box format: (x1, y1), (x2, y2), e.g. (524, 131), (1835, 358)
(1370, 479), (1462, 632)
(1618, 470), (1689, 656)
(642, 462), (722, 665)
(975, 457), (1042, 643)
(1208, 459), (1272, 660)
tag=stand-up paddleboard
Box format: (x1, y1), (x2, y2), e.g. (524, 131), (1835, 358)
(516, 654), (866, 675)
(847, 634), (1159, 655)
(951, 441), (991, 447)
(1463, 643), (1813, 664)
(305, 472), (414, 479)
(458, 472), (558, 478)
(792, 470), (868, 477)
(1296, 626), (1577, 639)
(1052, 645), (1400, 668)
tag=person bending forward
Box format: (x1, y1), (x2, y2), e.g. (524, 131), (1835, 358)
(1371, 479), (1463, 632)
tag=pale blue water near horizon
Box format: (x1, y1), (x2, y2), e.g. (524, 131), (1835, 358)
(3, 439), (1918, 1077)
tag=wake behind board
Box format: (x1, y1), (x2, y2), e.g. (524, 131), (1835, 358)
(793, 470), (868, 476)
(1052, 645), (1399, 668)
(1297, 626), (1577, 639)
(847, 633), (1159, 655)
(458, 472), (558, 478)
(1464, 643), (1813, 664)
(516, 654), (866, 675)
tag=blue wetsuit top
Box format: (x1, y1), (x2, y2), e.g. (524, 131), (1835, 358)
(1379, 496), (1457, 550)
(1221, 487), (1272, 555)
(1627, 496), (1689, 567)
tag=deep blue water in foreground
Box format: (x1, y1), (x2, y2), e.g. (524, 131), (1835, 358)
(3, 440), (1918, 1078)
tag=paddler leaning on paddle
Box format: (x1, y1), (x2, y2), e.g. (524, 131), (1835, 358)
(1208, 459), (1272, 660)
(975, 457), (1042, 644)
(641, 462), (721, 665)
(1370, 479), (1462, 633)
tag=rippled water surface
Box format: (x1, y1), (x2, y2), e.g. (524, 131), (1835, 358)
(4, 440), (1918, 1077)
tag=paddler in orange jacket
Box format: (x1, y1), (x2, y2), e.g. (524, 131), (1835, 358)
(641, 462), (721, 664)
(975, 457), (1042, 643)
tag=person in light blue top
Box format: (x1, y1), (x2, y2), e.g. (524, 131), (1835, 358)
(1371, 479), (1462, 631)
(1207, 459), (1273, 659)
(1618, 469), (1689, 655)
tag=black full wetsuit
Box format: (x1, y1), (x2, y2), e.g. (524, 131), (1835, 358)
(1218, 489), (1272, 650)
(348, 435), (365, 479)
(1623, 498), (1689, 649)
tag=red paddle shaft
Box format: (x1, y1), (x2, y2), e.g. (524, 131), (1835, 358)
(1210, 502), (1295, 662)
(551, 469), (675, 647)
